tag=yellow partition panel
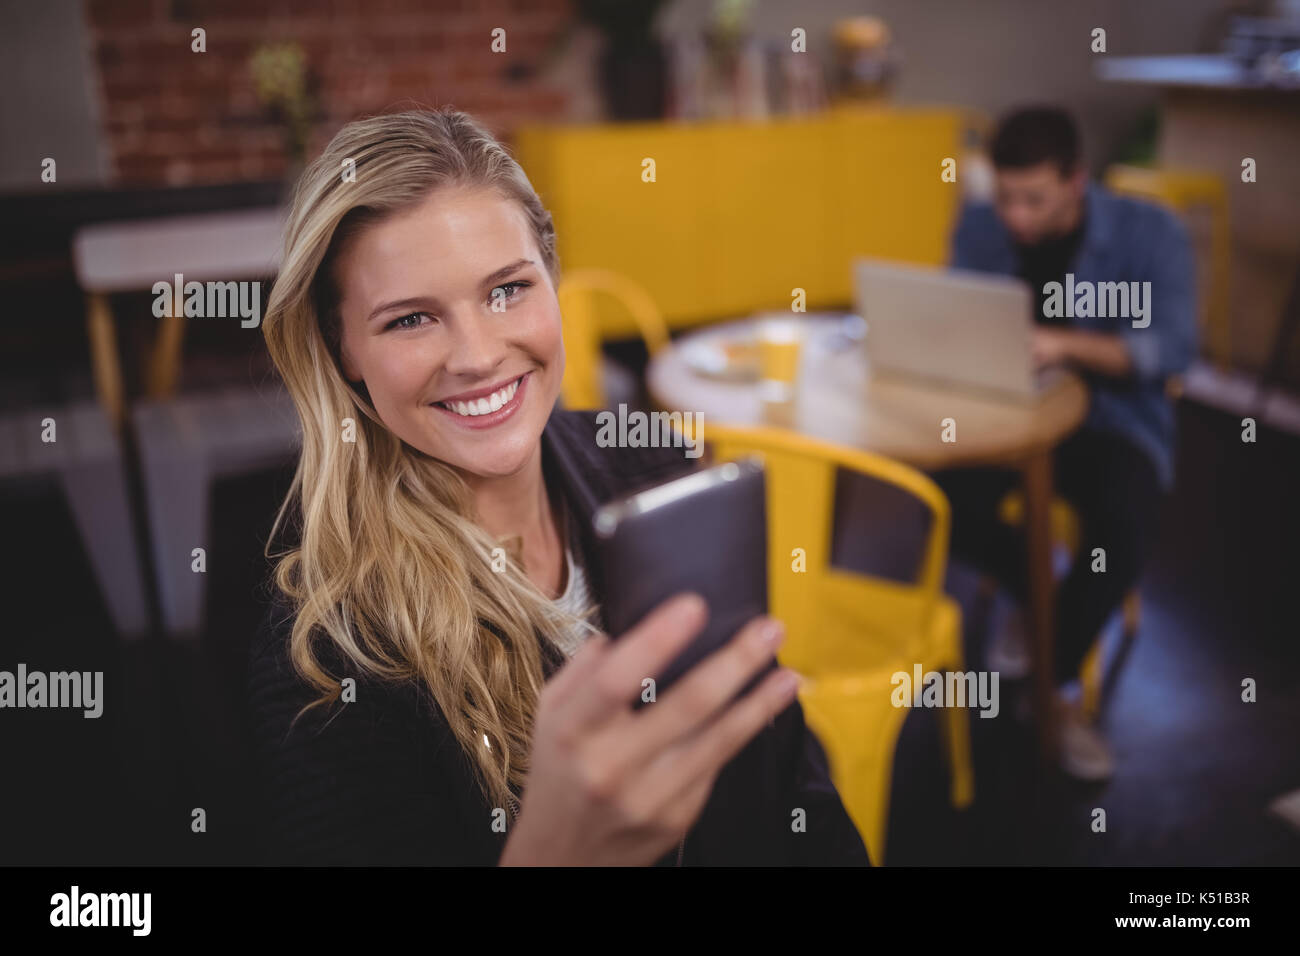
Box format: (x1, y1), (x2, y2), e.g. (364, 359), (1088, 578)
(516, 121), (710, 324)
(513, 108), (963, 335)
(830, 108), (964, 284)
(696, 116), (840, 320)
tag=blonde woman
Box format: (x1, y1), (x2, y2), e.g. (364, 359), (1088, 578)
(247, 107), (869, 866)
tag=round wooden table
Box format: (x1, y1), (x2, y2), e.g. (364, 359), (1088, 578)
(647, 313), (1090, 762)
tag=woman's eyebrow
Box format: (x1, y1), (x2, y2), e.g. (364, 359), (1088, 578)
(365, 296), (436, 324)
(364, 259), (536, 324)
(479, 258), (535, 288)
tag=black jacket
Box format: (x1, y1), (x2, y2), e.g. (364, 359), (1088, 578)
(245, 408), (871, 866)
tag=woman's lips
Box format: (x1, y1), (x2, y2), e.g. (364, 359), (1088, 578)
(431, 371), (529, 430)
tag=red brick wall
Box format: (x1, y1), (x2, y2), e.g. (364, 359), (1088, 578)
(85, 0), (575, 186)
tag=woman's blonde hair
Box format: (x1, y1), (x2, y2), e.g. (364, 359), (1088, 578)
(262, 107), (589, 814)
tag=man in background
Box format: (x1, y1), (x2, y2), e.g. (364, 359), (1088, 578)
(935, 106), (1198, 780)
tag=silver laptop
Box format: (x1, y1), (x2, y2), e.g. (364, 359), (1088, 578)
(852, 257), (1064, 400)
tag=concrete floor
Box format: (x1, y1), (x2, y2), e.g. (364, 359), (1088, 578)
(888, 398), (1300, 865)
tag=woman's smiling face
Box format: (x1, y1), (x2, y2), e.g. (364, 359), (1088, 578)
(333, 185), (564, 481)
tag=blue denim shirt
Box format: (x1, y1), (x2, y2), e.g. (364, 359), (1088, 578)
(948, 182), (1198, 488)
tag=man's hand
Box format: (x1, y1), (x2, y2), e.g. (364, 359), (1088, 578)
(1030, 328), (1072, 369)
(1031, 327), (1135, 378)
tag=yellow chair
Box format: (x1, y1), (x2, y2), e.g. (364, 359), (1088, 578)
(556, 268), (671, 410)
(701, 422), (973, 864)
(1104, 164), (1231, 371)
(995, 492), (1140, 721)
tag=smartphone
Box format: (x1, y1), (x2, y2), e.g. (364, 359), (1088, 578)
(592, 457), (773, 703)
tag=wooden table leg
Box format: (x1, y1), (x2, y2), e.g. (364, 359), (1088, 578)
(85, 293), (125, 431)
(147, 281), (186, 398)
(1021, 448), (1059, 765)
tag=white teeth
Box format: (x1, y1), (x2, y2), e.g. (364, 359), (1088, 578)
(439, 377), (520, 417)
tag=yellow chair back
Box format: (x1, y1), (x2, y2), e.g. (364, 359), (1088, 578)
(701, 422), (951, 676)
(1105, 164), (1230, 368)
(696, 421), (972, 862)
(556, 268), (670, 410)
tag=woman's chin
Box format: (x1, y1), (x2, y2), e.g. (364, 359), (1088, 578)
(434, 428), (542, 482)
(405, 378), (556, 480)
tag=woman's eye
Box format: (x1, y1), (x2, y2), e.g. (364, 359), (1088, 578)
(489, 280), (531, 307)
(386, 313), (432, 331)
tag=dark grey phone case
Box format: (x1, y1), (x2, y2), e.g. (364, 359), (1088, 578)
(593, 457), (771, 701)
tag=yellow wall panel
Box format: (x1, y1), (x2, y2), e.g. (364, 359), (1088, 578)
(515, 109), (963, 337)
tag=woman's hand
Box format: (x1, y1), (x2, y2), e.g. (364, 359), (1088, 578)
(499, 592), (799, 866)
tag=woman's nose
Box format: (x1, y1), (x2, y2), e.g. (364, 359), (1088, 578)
(440, 310), (506, 378)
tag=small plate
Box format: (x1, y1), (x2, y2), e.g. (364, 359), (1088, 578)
(681, 336), (761, 382)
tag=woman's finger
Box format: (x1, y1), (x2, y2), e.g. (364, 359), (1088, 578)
(637, 666), (801, 811)
(599, 614), (784, 775)
(563, 592), (709, 728)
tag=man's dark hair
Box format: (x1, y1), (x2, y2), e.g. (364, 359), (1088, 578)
(989, 106), (1082, 177)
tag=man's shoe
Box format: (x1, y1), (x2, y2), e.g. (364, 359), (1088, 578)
(1055, 694), (1116, 781)
(986, 594), (1032, 679)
